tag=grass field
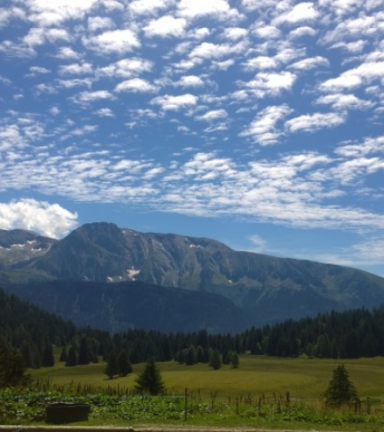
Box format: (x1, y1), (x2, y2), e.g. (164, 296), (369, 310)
(2, 355), (384, 430)
(29, 354), (384, 403)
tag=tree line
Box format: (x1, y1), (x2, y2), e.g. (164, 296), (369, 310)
(2, 285), (384, 387)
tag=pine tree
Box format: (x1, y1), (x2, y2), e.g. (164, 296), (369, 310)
(222, 350), (232, 365)
(134, 360), (165, 395)
(0, 341), (28, 387)
(231, 352), (240, 369)
(209, 349), (222, 370)
(118, 351), (132, 377)
(20, 340), (34, 368)
(78, 336), (90, 365)
(42, 343), (55, 367)
(324, 364), (359, 406)
(65, 345), (77, 367)
(59, 346), (67, 362)
(105, 349), (119, 379)
(186, 346), (197, 365)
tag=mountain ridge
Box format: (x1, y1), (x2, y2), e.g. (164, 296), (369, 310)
(1, 222), (384, 332)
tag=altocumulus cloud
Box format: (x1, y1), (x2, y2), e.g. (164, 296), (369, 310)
(0, 199), (78, 238)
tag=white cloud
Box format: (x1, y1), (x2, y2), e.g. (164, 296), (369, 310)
(223, 27), (248, 40)
(321, 13), (381, 46)
(243, 56), (279, 71)
(57, 78), (92, 89)
(55, 46), (81, 59)
(115, 78), (158, 93)
(100, 0), (124, 10)
(83, 29), (140, 54)
(241, 104), (292, 145)
(25, 0), (99, 25)
(241, 0), (279, 11)
(23, 27), (70, 46)
(73, 90), (114, 104)
(331, 40), (367, 53)
(0, 75), (12, 85)
(288, 26), (317, 39)
(128, 0), (172, 16)
(273, 2), (319, 26)
(243, 71), (297, 97)
(174, 75), (204, 87)
(320, 61), (384, 92)
(88, 16), (115, 32)
(196, 109), (228, 121)
(151, 93), (198, 110)
(211, 59), (235, 70)
(248, 234), (266, 252)
(188, 27), (210, 39)
(351, 237), (384, 265)
(190, 41), (248, 60)
(49, 106), (60, 116)
(144, 16), (187, 38)
(316, 93), (374, 111)
(289, 56), (329, 70)
(335, 135), (384, 157)
(94, 108), (115, 117)
(320, 74), (362, 92)
(0, 7), (26, 27)
(0, 124), (26, 150)
(29, 66), (50, 75)
(252, 24), (281, 39)
(177, 0), (236, 19)
(97, 58), (153, 78)
(286, 112), (346, 133)
(0, 199), (78, 238)
(59, 62), (93, 75)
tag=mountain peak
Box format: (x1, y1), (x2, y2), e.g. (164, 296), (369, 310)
(4, 223), (384, 328)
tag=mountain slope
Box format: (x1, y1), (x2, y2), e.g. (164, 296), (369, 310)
(0, 229), (56, 268)
(11, 222), (384, 314)
(1, 280), (253, 333)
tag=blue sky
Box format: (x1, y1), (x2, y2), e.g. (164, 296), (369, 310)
(0, 0), (384, 277)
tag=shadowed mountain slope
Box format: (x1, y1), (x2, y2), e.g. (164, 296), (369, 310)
(2, 222), (384, 331)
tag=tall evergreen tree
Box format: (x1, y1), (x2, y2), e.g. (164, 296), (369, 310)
(324, 364), (359, 406)
(0, 341), (28, 387)
(104, 349), (119, 379)
(209, 349), (222, 370)
(186, 346), (197, 365)
(134, 360), (165, 395)
(118, 351), (132, 377)
(59, 346), (67, 362)
(42, 343), (55, 367)
(231, 352), (240, 369)
(65, 345), (77, 367)
(77, 336), (90, 365)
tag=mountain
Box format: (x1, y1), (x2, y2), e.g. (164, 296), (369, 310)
(0, 280), (252, 333)
(2, 222), (384, 331)
(0, 229), (56, 269)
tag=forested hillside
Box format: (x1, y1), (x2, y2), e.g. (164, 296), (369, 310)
(1, 286), (384, 376)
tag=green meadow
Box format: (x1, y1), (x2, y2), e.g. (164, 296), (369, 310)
(2, 355), (383, 431)
(30, 355), (384, 402)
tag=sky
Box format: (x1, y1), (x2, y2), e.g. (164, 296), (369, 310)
(0, 0), (384, 277)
